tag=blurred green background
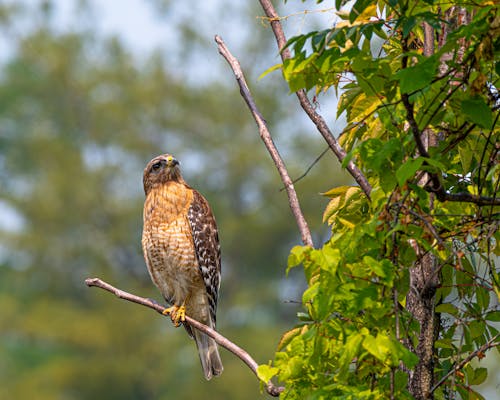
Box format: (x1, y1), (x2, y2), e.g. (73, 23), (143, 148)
(0, 1), (352, 398)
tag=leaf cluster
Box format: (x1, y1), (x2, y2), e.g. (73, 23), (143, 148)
(260, 0), (500, 398)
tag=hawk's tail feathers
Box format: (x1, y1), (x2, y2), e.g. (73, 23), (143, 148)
(193, 329), (223, 380)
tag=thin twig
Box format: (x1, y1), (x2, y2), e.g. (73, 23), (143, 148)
(85, 277), (284, 397)
(258, 0), (372, 200)
(430, 333), (500, 394)
(279, 146), (330, 192)
(406, 208), (445, 248)
(215, 34), (314, 248)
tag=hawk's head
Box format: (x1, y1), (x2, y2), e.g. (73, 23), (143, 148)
(143, 154), (182, 194)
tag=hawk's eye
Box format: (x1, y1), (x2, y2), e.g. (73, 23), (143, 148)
(152, 162), (162, 171)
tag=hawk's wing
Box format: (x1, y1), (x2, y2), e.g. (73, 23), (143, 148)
(187, 189), (221, 326)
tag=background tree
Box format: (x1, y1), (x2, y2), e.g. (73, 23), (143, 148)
(254, 1), (499, 399)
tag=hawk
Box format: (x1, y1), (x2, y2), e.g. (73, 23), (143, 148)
(142, 153), (223, 380)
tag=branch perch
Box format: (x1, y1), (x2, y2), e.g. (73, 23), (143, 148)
(258, 0), (372, 200)
(215, 34), (314, 248)
(85, 277), (284, 397)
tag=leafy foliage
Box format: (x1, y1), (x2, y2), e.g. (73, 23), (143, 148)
(261, 1), (500, 399)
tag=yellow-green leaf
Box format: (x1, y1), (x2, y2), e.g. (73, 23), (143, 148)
(277, 326), (305, 351)
(256, 364), (279, 383)
(258, 63), (282, 80)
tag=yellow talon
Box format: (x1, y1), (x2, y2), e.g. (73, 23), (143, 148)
(163, 304), (186, 327)
(162, 306), (173, 316)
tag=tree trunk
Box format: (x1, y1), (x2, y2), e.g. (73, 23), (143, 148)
(406, 128), (441, 399)
(407, 249), (440, 399)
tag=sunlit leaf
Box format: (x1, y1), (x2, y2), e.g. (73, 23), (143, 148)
(256, 364), (279, 383)
(258, 63), (282, 80)
(338, 330), (366, 378)
(277, 327), (303, 351)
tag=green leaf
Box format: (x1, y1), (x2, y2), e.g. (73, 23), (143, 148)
(320, 245), (341, 273)
(435, 303), (459, 316)
(302, 281), (319, 306)
(297, 312), (312, 322)
(363, 333), (390, 363)
(287, 245), (311, 274)
(362, 332), (419, 368)
(258, 63), (282, 80)
(349, 0), (376, 23)
(396, 56), (438, 94)
(476, 286), (490, 310)
(458, 141), (474, 172)
(435, 338), (455, 349)
(322, 186), (362, 225)
(468, 320), (485, 339)
(457, 385), (486, 400)
(392, 339), (419, 368)
(461, 97), (493, 129)
(338, 330), (366, 378)
(396, 157), (425, 187)
(402, 16), (417, 38)
(278, 356), (304, 381)
(422, 156), (446, 171)
(256, 364), (279, 383)
(363, 256), (394, 284)
(277, 327), (303, 351)
(469, 367), (488, 385)
(485, 311), (500, 321)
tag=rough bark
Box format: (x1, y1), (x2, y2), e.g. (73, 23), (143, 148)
(406, 250), (440, 399)
(406, 24), (441, 397)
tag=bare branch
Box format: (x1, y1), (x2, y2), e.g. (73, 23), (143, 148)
(258, 0), (372, 200)
(437, 191), (500, 206)
(215, 34), (314, 247)
(85, 277), (284, 397)
(400, 92), (429, 158)
(422, 22), (434, 57)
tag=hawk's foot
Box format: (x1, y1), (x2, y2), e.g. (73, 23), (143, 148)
(163, 304), (186, 327)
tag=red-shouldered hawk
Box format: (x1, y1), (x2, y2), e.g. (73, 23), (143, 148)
(142, 153), (223, 380)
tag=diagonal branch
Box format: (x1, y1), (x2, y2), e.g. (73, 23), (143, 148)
(430, 333), (500, 394)
(215, 34), (314, 247)
(85, 277), (284, 397)
(258, 0), (372, 200)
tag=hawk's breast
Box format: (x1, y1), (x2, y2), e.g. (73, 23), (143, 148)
(142, 182), (203, 304)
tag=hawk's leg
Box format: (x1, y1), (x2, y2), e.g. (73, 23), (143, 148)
(163, 300), (188, 327)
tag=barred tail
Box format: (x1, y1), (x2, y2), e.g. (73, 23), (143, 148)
(193, 329), (223, 380)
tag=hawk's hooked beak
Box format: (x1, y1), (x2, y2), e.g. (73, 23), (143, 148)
(166, 155), (179, 167)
